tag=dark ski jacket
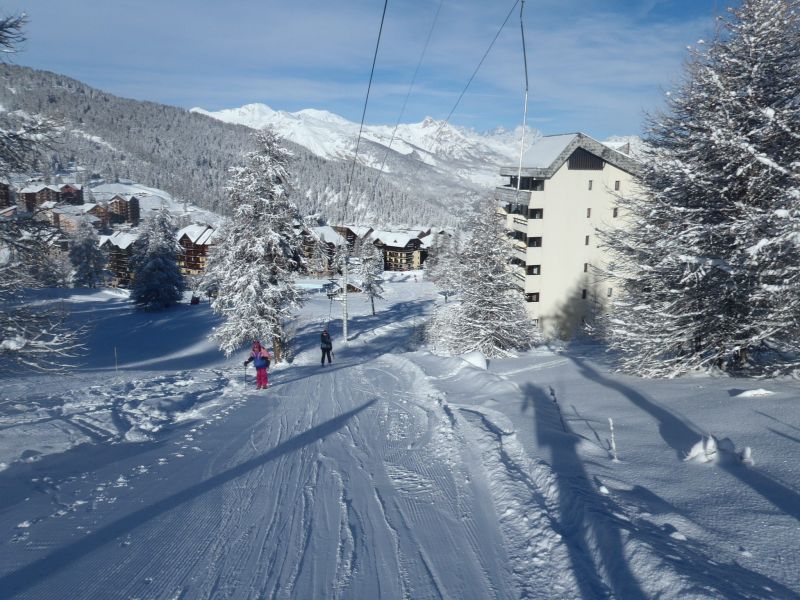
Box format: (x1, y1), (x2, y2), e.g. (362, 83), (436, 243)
(321, 332), (333, 350)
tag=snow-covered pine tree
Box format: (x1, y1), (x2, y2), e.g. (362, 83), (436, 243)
(425, 232), (460, 302)
(357, 240), (384, 315)
(204, 129), (305, 359)
(131, 208), (185, 310)
(0, 13), (84, 373)
(69, 218), (106, 288)
(427, 199), (537, 357)
(598, 0), (800, 376)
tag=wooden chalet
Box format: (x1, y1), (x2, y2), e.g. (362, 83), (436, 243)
(58, 184), (84, 205)
(331, 225), (374, 248)
(370, 230), (424, 271)
(107, 194), (141, 225)
(38, 202), (109, 233)
(177, 223), (216, 276)
(0, 179), (11, 209)
(18, 183), (60, 213)
(99, 231), (139, 287)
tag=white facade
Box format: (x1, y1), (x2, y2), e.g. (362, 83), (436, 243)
(497, 133), (640, 338)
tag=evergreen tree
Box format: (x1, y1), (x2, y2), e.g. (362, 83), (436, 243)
(131, 208), (185, 310)
(0, 14), (84, 373)
(427, 199), (537, 357)
(203, 129), (304, 359)
(425, 232), (460, 302)
(598, 0), (800, 376)
(69, 218), (106, 288)
(357, 240), (384, 315)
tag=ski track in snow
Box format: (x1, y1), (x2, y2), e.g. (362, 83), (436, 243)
(2, 325), (799, 598)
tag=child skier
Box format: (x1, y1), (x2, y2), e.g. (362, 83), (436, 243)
(244, 340), (271, 389)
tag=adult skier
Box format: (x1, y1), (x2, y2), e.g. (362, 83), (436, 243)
(320, 328), (333, 366)
(244, 340), (271, 389)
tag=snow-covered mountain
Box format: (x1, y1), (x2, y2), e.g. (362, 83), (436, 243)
(191, 103), (535, 189)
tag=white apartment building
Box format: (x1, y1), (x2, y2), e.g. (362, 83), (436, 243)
(497, 133), (640, 338)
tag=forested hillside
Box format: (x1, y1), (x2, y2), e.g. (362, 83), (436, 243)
(0, 65), (469, 227)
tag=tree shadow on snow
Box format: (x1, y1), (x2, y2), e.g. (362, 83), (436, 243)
(566, 355), (800, 525)
(523, 382), (798, 599)
(0, 399), (376, 598)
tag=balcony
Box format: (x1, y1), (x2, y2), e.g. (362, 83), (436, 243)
(496, 186), (531, 204)
(512, 241), (527, 260)
(509, 215), (528, 235)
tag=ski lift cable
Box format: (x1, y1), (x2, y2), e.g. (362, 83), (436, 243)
(430, 0), (521, 151)
(515, 0), (529, 198)
(343, 0), (389, 224)
(370, 0), (445, 203)
(342, 0), (389, 345)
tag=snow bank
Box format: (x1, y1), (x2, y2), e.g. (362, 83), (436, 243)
(460, 350), (487, 370)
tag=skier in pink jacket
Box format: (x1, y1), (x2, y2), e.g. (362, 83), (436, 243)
(244, 340), (271, 389)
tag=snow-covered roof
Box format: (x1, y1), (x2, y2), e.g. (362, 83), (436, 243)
(19, 183), (60, 194)
(312, 226), (346, 246)
(334, 225), (373, 238)
(54, 203), (98, 216)
(39, 201), (58, 210)
(59, 183), (83, 191)
(99, 230), (139, 250)
(177, 223), (216, 245)
(371, 230), (419, 248)
(519, 134), (578, 169)
(500, 132), (641, 178)
(58, 212), (99, 224)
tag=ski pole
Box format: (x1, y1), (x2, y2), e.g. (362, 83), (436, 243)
(244, 363), (247, 385)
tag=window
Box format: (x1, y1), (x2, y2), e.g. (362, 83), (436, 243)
(607, 287), (613, 297)
(613, 207), (619, 218)
(588, 180), (593, 190)
(527, 265), (541, 275)
(525, 293), (540, 303)
(585, 235), (590, 246)
(614, 180), (621, 191)
(528, 237), (542, 247)
(531, 319), (539, 327)
(583, 262), (589, 273)
(581, 289), (587, 299)
(586, 208), (591, 218)
(529, 208), (543, 219)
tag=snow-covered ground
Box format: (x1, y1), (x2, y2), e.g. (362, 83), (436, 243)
(1, 274), (799, 599)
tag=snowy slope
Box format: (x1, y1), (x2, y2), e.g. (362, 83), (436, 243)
(1, 276), (799, 598)
(191, 103), (535, 189)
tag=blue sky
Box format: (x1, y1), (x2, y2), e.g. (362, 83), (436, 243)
(6, 0), (724, 138)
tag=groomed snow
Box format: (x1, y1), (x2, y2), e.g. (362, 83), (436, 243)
(1, 275), (799, 599)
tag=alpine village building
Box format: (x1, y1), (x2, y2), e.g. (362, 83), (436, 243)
(497, 133), (640, 338)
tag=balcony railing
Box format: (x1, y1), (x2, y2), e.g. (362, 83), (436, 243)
(496, 186), (531, 203)
(512, 216), (527, 226)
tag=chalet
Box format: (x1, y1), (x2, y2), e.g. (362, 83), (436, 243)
(176, 223), (216, 276)
(331, 225), (374, 248)
(18, 183), (60, 213)
(370, 230), (424, 271)
(0, 179), (11, 209)
(496, 132), (640, 338)
(49, 203), (109, 232)
(52, 207), (101, 234)
(99, 231), (139, 287)
(58, 183), (84, 205)
(107, 194), (141, 225)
